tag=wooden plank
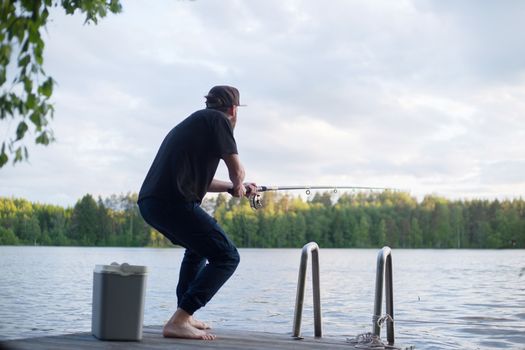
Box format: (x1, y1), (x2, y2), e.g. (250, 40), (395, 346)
(1, 326), (414, 350)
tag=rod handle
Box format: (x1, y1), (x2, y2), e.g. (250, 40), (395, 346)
(227, 185), (259, 195)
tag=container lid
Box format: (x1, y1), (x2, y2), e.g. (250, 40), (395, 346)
(94, 262), (147, 276)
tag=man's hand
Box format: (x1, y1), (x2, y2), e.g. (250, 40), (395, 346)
(227, 182), (258, 198)
(243, 182), (258, 198)
(231, 183), (246, 198)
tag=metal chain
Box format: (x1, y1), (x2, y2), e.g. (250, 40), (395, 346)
(346, 314), (400, 350)
(377, 314), (394, 328)
(346, 332), (402, 349)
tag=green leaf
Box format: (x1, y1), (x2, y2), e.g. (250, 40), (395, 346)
(109, 0), (123, 13)
(46, 103), (55, 118)
(0, 97), (5, 120)
(0, 147), (8, 168)
(18, 54), (31, 68)
(1, 95), (12, 118)
(20, 0), (34, 12)
(23, 76), (33, 93)
(63, 1), (75, 15)
(21, 38), (30, 52)
(14, 147), (23, 162)
(26, 93), (36, 109)
(38, 78), (53, 98)
(30, 111), (42, 129)
(32, 64), (41, 74)
(28, 25), (40, 43)
(34, 40), (44, 65)
(12, 20), (25, 43)
(36, 131), (50, 145)
(16, 121), (29, 141)
(9, 93), (20, 106)
(0, 68), (6, 85)
(41, 8), (50, 23)
(0, 44), (12, 65)
(17, 100), (27, 115)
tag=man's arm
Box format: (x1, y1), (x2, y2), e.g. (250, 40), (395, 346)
(208, 179), (236, 193)
(209, 177), (260, 196)
(216, 153), (246, 197)
(208, 154), (258, 197)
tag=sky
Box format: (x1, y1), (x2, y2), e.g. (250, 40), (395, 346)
(1, 0), (525, 207)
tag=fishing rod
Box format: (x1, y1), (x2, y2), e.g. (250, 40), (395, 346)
(257, 185), (394, 194)
(229, 185), (397, 210)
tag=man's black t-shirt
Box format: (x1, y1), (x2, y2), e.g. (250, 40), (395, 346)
(138, 109), (238, 203)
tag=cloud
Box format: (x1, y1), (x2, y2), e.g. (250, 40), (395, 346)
(480, 160), (525, 186)
(416, 0), (525, 81)
(1, 0), (525, 206)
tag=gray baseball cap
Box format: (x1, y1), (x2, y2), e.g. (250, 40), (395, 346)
(205, 85), (246, 108)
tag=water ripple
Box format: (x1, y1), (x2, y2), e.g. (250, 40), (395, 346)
(1, 247), (524, 350)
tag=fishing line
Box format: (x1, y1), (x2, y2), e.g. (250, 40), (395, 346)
(245, 185), (397, 210)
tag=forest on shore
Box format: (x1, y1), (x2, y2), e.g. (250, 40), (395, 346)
(0, 191), (523, 249)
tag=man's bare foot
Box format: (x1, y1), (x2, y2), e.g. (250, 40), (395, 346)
(189, 316), (211, 330)
(163, 321), (215, 340)
(162, 308), (215, 340)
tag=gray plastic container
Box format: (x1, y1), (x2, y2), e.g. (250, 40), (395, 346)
(91, 262), (147, 341)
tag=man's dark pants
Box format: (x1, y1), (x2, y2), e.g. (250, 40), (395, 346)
(138, 197), (240, 315)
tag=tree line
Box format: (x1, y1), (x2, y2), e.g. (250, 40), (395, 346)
(0, 193), (149, 247)
(0, 191), (524, 249)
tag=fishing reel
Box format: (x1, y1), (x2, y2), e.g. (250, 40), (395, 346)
(227, 187), (263, 210)
(249, 194), (263, 210)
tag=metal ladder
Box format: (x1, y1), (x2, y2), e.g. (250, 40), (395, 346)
(292, 242), (322, 338)
(373, 246), (395, 345)
(292, 243), (395, 345)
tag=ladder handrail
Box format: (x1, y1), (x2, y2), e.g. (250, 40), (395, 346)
(372, 246), (395, 345)
(292, 242), (322, 338)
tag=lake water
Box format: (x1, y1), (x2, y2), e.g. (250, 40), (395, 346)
(0, 247), (524, 349)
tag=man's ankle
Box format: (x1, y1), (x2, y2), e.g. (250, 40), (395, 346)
(172, 308), (192, 323)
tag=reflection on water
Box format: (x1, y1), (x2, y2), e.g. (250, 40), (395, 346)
(0, 247), (524, 349)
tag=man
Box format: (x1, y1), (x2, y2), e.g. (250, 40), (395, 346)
(138, 85), (257, 340)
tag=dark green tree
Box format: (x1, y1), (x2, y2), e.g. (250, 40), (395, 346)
(355, 212), (371, 247)
(376, 218), (386, 246)
(0, 225), (19, 244)
(310, 192), (332, 207)
(97, 197), (111, 245)
(1, 192), (524, 249)
(330, 209), (345, 248)
(69, 194), (100, 245)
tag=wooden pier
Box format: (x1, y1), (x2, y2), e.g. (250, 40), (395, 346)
(1, 325), (414, 349)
